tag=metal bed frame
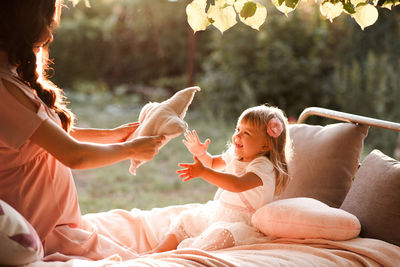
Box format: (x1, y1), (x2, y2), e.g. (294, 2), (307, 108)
(297, 107), (400, 132)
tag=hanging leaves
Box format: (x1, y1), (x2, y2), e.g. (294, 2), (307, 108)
(240, 1), (257, 18)
(207, 0), (238, 33)
(68, 0), (91, 7)
(271, 0), (299, 16)
(235, 0), (267, 30)
(68, 0), (398, 32)
(352, 3), (379, 30)
(185, 0), (400, 33)
(186, 0), (211, 31)
(320, 1), (344, 22)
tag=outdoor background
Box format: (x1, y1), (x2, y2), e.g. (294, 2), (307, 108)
(50, 0), (400, 214)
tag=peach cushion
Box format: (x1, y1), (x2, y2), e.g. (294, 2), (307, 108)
(277, 123), (369, 208)
(0, 200), (43, 265)
(127, 86), (200, 174)
(340, 150), (400, 246)
(252, 197), (361, 241)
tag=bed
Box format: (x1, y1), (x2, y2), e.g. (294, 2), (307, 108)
(1, 107), (400, 267)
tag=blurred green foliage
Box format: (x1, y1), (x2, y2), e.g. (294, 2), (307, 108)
(52, 0), (193, 92)
(51, 0), (400, 156)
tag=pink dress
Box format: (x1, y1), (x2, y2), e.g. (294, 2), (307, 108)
(0, 69), (166, 260)
(0, 70), (82, 238)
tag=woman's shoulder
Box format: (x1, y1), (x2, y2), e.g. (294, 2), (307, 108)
(0, 75), (39, 112)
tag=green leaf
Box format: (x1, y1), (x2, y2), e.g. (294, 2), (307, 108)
(235, 0), (267, 29)
(320, 1), (343, 22)
(207, 3), (237, 33)
(343, 1), (356, 14)
(353, 3), (379, 30)
(271, 0), (298, 15)
(285, 0), (299, 9)
(68, 0), (90, 7)
(240, 2), (257, 19)
(206, 0), (216, 11)
(186, 0), (211, 32)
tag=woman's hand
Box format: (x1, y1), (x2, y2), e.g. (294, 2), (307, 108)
(176, 156), (205, 182)
(111, 122), (140, 142)
(70, 122), (140, 144)
(31, 118), (164, 169)
(183, 130), (210, 157)
(128, 135), (165, 161)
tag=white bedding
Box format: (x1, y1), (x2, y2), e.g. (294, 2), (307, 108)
(20, 203), (400, 267)
(25, 237), (400, 266)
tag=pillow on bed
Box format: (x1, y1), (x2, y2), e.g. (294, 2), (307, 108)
(340, 149), (400, 246)
(127, 86), (200, 175)
(252, 197), (361, 240)
(0, 200), (43, 265)
(276, 123), (369, 208)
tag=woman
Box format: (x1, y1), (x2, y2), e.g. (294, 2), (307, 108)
(0, 0), (164, 260)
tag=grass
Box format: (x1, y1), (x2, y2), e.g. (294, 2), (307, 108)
(67, 91), (234, 214)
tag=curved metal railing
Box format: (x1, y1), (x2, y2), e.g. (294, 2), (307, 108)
(297, 107), (400, 132)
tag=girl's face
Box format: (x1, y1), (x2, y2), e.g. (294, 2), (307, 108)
(232, 120), (270, 162)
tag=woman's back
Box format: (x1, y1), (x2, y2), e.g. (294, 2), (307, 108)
(0, 69), (81, 242)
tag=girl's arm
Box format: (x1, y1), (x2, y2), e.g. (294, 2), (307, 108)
(70, 122), (139, 144)
(183, 130), (226, 170)
(196, 153), (226, 170)
(177, 157), (262, 192)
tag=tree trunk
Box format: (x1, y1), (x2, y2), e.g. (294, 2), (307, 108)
(186, 27), (197, 87)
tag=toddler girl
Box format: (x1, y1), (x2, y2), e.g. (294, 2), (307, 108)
(153, 105), (291, 252)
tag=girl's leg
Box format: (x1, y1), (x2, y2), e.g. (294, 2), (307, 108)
(178, 223), (235, 251)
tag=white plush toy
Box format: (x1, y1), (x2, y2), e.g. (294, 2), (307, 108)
(127, 86), (201, 175)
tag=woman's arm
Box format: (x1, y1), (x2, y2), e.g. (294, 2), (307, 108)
(30, 119), (164, 169)
(2, 80), (163, 170)
(70, 122), (139, 144)
(177, 157), (262, 192)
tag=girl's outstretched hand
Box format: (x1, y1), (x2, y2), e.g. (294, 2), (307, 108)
(183, 130), (210, 157)
(177, 156), (205, 182)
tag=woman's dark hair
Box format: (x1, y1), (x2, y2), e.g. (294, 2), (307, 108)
(0, 0), (74, 131)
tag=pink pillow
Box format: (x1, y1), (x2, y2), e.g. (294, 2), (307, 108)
(252, 197), (361, 241)
(0, 200), (43, 265)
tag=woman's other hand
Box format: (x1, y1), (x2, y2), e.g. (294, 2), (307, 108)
(183, 130), (210, 157)
(128, 135), (165, 161)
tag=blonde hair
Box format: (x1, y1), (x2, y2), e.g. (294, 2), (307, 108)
(238, 105), (292, 195)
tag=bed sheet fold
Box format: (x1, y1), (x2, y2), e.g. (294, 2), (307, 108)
(21, 203), (400, 266)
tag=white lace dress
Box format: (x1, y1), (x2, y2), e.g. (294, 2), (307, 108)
(171, 148), (277, 250)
